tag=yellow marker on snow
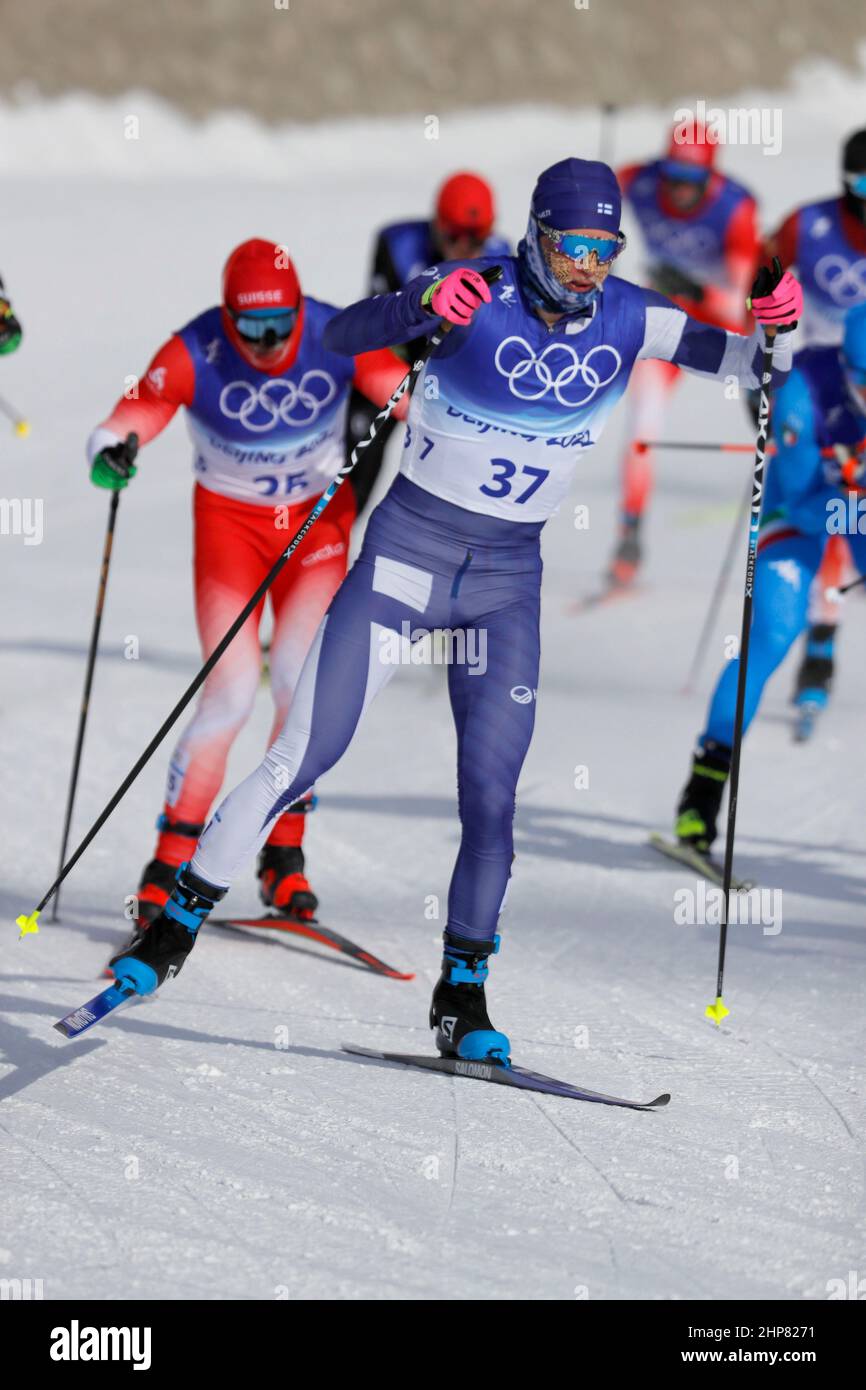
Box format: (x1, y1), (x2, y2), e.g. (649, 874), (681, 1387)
(705, 995), (730, 1026)
(14, 418), (30, 438)
(16, 910), (40, 939)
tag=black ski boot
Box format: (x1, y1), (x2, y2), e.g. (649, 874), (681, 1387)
(109, 864), (225, 995)
(607, 515), (642, 587)
(257, 844), (319, 919)
(135, 857), (180, 926)
(793, 622), (836, 723)
(429, 933), (511, 1064)
(675, 740), (731, 854)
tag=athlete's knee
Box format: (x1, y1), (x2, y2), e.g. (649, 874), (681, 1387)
(751, 614), (802, 673)
(460, 776), (516, 851)
(189, 677), (259, 741)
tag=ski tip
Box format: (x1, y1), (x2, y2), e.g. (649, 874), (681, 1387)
(648, 1092), (672, 1108)
(705, 996), (730, 1026)
(367, 963), (415, 982)
(16, 908), (40, 940)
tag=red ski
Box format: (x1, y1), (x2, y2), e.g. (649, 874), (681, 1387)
(209, 913), (414, 980)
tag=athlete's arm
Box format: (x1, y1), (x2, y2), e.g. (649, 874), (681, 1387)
(637, 287), (794, 390)
(701, 196), (761, 331)
(352, 347), (410, 421)
(323, 275), (438, 355)
(86, 334), (196, 464)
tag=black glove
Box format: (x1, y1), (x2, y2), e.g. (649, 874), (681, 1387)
(652, 264), (705, 303)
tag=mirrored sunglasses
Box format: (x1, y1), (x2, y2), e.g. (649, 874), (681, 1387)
(231, 307), (298, 342)
(536, 221), (625, 264)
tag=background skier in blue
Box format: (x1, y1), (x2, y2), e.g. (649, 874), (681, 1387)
(765, 127), (866, 725)
(674, 300), (866, 858)
(345, 170), (511, 513)
(108, 157), (801, 1066)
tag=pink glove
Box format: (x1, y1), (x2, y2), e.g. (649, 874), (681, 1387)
(747, 257), (803, 329)
(422, 267), (492, 325)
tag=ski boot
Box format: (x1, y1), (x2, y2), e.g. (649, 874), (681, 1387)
(136, 816), (205, 925)
(607, 514), (642, 588)
(109, 863), (225, 995)
(792, 623), (835, 741)
(429, 933), (511, 1065)
(103, 852), (182, 978)
(675, 740), (731, 855)
(257, 844), (319, 919)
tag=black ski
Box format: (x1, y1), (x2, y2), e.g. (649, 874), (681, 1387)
(209, 914), (414, 980)
(342, 1044), (670, 1111)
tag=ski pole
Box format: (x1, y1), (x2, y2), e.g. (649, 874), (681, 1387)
(14, 268), (502, 937)
(598, 102), (617, 165)
(50, 484), (125, 922)
(0, 389), (30, 437)
(636, 439), (777, 455)
(681, 467), (753, 695)
(706, 329), (777, 1026)
(825, 572), (866, 600)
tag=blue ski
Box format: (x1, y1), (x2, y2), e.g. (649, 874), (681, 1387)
(54, 980), (137, 1039)
(342, 1044), (670, 1111)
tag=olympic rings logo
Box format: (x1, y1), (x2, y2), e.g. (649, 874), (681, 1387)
(814, 255), (866, 306)
(219, 372), (337, 432)
(494, 336), (622, 407)
(644, 220), (717, 260)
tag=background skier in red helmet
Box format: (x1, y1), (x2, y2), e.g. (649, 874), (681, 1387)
(608, 124), (760, 587)
(345, 171), (512, 505)
(86, 238), (408, 946)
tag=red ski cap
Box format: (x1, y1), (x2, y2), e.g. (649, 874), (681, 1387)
(662, 122), (717, 180)
(222, 238), (301, 313)
(435, 172), (496, 239)
(221, 238), (304, 371)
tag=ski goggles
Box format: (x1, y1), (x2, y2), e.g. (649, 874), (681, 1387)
(230, 306), (298, 343)
(437, 221), (491, 247)
(844, 171), (866, 198)
(660, 159), (710, 184)
(536, 220), (626, 264)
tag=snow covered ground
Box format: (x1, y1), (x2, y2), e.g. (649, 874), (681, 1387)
(0, 89), (864, 1301)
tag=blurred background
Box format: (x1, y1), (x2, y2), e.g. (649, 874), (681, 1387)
(0, 0), (863, 122)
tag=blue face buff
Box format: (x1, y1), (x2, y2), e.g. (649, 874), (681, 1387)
(519, 215), (625, 313)
(844, 171), (866, 199)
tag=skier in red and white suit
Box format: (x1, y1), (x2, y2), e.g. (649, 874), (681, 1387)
(87, 239), (407, 925)
(610, 124), (760, 584)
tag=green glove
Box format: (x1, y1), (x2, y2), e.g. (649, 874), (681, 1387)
(90, 433), (139, 490)
(0, 300), (22, 355)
